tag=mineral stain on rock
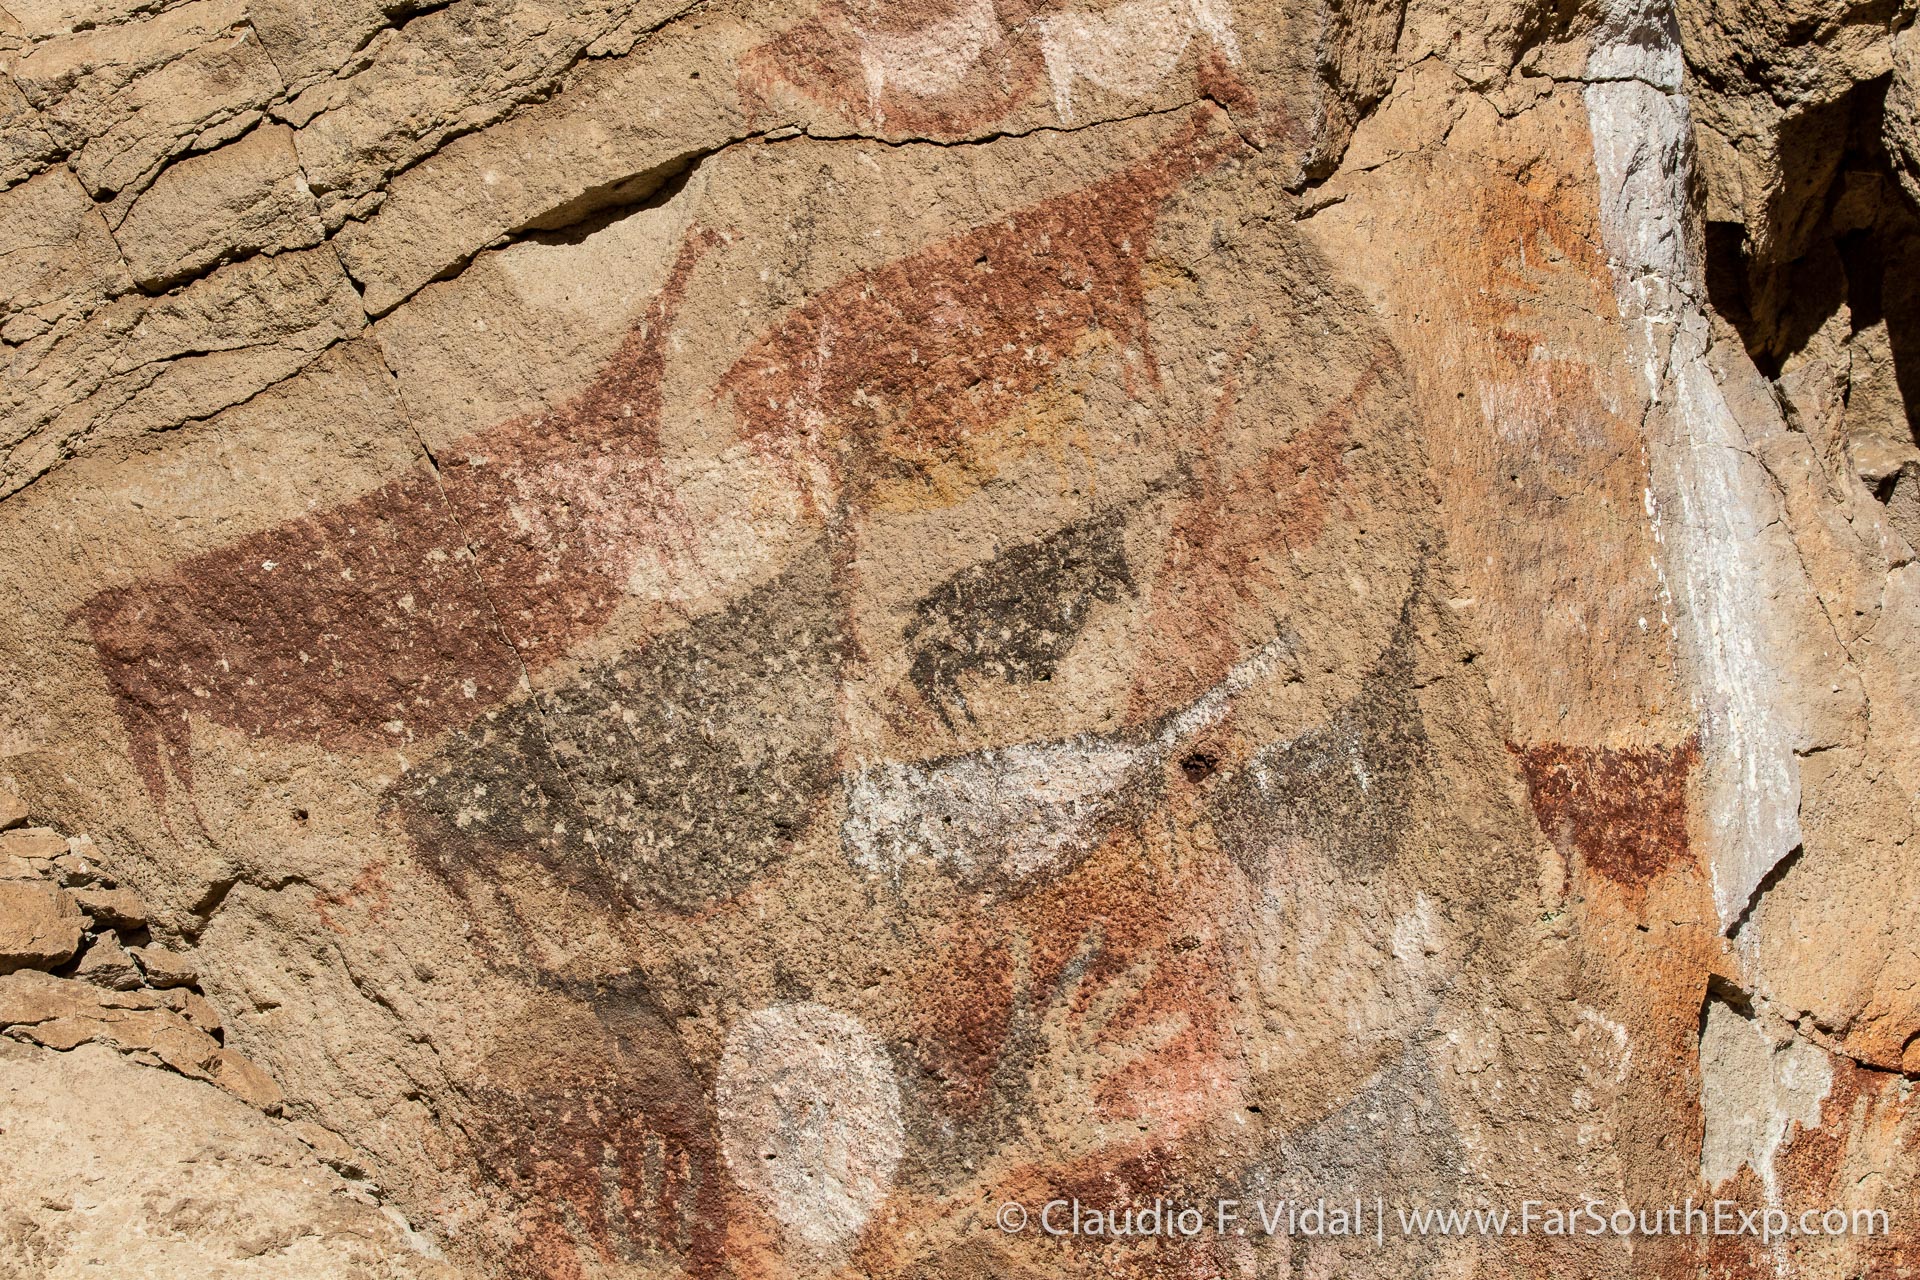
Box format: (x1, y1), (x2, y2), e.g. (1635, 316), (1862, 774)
(393, 547), (845, 916)
(905, 506), (1135, 725)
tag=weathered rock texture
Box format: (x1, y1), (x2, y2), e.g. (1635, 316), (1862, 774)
(0, 788), (452, 1273)
(4, 0), (1920, 1275)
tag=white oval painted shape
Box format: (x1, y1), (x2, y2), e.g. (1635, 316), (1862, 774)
(715, 1002), (905, 1249)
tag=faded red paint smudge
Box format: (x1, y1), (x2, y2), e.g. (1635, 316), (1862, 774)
(739, 1), (1253, 138)
(312, 860), (390, 934)
(1513, 738), (1701, 890)
(80, 229), (721, 807)
(740, 0), (1047, 135)
(1125, 339), (1398, 720)
(717, 108), (1244, 508)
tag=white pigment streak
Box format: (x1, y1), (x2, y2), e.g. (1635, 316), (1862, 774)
(1583, 0), (1803, 929)
(1038, 0), (1240, 122)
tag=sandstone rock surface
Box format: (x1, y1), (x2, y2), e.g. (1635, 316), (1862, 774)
(0, 882), (81, 974)
(0, 1039), (456, 1278)
(0, 784), (26, 832)
(4, 0), (1920, 1276)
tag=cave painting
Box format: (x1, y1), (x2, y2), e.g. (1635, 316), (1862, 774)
(390, 109), (1414, 928)
(904, 506), (1138, 727)
(717, 107), (1243, 517)
(79, 105), (1442, 1280)
(714, 1003), (905, 1251)
(85, 110), (1245, 818)
(1512, 738), (1701, 896)
(463, 984), (729, 1280)
(842, 629), (1291, 887)
(392, 546), (846, 917)
(849, 0), (1003, 105)
(1037, 0), (1240, 121)
(79, 230), (723, 808)
(741, 0), (1242, 133)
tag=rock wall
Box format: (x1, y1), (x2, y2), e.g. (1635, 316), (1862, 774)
(0, 785), (457, 1275)
(3, 0), (1920, 1275)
